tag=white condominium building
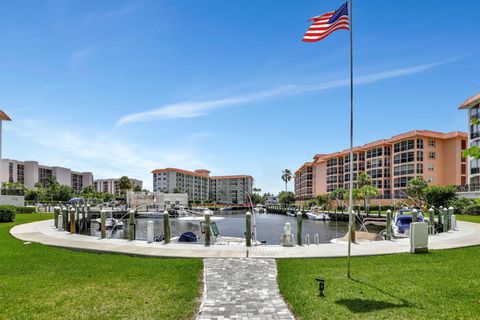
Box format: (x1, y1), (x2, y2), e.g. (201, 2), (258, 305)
(151, 168), (254, 204)
(152, 168), (210, 202)
(94, 178), (143, 195)
(209, 175), (253, 205)
(1, 159), (93, 192)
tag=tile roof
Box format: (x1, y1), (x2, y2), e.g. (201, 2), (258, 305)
(459, 93), (480, 109)
(309, 130), (467, 165)
(0, 110), (11, 121)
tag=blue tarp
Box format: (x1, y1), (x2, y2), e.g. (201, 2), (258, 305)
(179, 232), (197, 243)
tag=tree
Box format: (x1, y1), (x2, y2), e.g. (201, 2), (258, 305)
(118, 176), (133, 196)
(281, 169), (292, 192)
(356, 172), (376, 213)
(56, 185), (75, 202)
(406, 177), (428, 207)
(278, 191), (295, 207)
(316, 194), (329, 209)
(1, 182), (26, 196)
(357, 172), (372, 188)
(305, 199), (318, 208)
(330, 188), (347, 209)
(253, 187), (262, 194)
(424, 185), (457, 208)
(359, 185), (380, 214)
(133, 185), (142, 192)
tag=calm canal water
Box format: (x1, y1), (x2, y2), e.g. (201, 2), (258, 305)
(89, 211), (368, 244)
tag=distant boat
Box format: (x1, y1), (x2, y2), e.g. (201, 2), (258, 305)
(286, 210), (296, 217)
(305, 211), (330, 221)
(253, 205), (266, 214)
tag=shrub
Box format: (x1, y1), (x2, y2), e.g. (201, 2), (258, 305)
(448, 197), (476, 215)
(16, 206), (36, 214)
(0, 205), (17, 222)
(462, 204), (480, 216)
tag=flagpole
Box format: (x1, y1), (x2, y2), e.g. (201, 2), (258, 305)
(347, 0), (354, 279)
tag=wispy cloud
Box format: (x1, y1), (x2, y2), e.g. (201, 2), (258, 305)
(7, 119), (211, 190)
(117, 60), (451, 126)
(71, 46), (93, 66)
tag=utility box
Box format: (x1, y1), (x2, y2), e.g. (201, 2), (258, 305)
(450, 215), (457, 231)
(410, 222), (428, 254)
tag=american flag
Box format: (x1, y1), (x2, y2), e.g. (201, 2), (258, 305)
(302, 2), (350, 42)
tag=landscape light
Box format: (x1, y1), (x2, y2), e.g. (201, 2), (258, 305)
(315, 277), (325, 297)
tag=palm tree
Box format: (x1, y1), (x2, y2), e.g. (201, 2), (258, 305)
(281, 169), (292, 192)
(118, 176), (133, 196)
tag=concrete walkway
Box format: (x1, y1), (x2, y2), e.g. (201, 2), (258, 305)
(10, 219), (480, 258)
(198, 258), (293, 320)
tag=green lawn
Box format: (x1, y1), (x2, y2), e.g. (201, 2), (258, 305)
(456, 214), (480, 224)
(0, 214), (203, 320)
(278, 247), (480, 319)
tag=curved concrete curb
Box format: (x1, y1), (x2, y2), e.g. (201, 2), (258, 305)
(10, 219), (480, 258)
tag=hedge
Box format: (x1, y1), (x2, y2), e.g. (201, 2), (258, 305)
(16, 206), (36, 214)
(0, 205), (16, 222)
(462, 204), (480, 216)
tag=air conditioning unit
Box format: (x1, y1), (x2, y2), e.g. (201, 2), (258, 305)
(410, 222), (428, 254)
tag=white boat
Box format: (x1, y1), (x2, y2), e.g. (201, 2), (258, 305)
(176, 206), (188, 216)
(253, 205), (266, 214)
(305, 211), (330, 221)
(286, 211), (296, 217)
(392, 209), (425, 238)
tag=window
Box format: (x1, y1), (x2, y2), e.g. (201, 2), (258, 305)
(428, 164), (434, 171)
(366, 147), (383, 158)
(461, 140), (467, 150)
(394, 176), (413, 188)
(393, 164), (415, 176)
(327, 159), (338, 167)
(417, 151), (424, 162)
(8, 163), (13, 182)
(394, 152), (415, 164)
(17, 165), (25, 184)
(461, 164), (466, 175)
(416, 139), (424, 149)
(428, 177), (434, 183)
(428, 139), (436, 147)
(428, 152), (436, 159)
(394, 140), (415, 153)
(367, 169), (382, 179)
(417, 163), (423, 174)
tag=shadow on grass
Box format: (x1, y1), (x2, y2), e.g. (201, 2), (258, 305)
(334, 277), (416, 313)
(335, 298), (408, 313)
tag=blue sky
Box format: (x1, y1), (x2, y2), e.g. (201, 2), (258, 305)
(1, 0), (479, 194)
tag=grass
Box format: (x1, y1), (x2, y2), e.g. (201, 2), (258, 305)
(0, 214), (203, 320)
(456, 214), (480, 224)
(278, 247), (480, 319)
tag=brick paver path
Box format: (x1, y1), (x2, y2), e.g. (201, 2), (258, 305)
(198, 258), (294, 320)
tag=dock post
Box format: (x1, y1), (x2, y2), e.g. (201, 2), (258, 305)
(62, 206), (68, 232)
(296, 211), (303, 246)
(442, 208), (448, 233)
(54, 207), (60, 228)
(428, 207), (435, 232)
(386, 210), (392, 240)
(412, 209), (418, 224)
(245, 211), (251, 247)
(306, 234), (310, 246)
(58, 213), (63, 231)
(448, 207), (454, 230)
(147, 220), (154, 243)
(86, 204), (91, 231)
(205, 212), (212, 246)
(69, 207), (76, 234)
(74, 204), (79, 232)
(163, 211), (170, 244)
(100, 210), (106, 239)
(80, 205), (86, 232)
(128, 210), (136, 241)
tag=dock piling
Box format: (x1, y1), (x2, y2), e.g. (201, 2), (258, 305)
(245, 211), (251, 247)
(296, 211), (303, 246)
(128, 210), (136, 241)
(163, 211), (170, 244)
(100, 210), (106, 239)
(386, 210), (392, 240)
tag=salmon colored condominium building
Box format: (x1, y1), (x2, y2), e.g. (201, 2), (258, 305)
(295, 130), (467, 202)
